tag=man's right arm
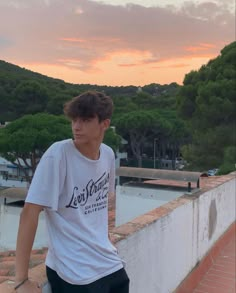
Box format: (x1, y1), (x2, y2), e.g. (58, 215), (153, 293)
(15, 203), (44, 292)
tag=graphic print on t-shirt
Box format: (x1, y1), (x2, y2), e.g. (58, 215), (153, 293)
(66, 172), (109, 215)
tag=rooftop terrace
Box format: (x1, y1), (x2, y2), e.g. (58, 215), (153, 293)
(0, 171), (235, 292)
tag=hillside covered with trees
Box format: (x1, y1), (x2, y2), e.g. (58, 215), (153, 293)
(0, 60), (178, 121)
(0, 41), (235, 175)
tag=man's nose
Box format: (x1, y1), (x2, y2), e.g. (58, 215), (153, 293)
(73, 119), (83, 129)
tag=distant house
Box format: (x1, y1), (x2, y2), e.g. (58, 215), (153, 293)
(0, 157), (28, 188)
(0, 123), (27, 187)
(0, 121), (10, 128)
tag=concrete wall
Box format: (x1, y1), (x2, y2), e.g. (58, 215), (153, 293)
(0, 175), (27, 188)
(114, 175), (235, 293)
(0, 204), (47, 251)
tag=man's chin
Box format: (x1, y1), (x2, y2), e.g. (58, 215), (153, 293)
(73, 137), (87, 145)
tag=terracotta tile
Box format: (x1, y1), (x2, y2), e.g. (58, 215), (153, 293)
(194, 283), (232, 293)
(214, 257), (236, 266)
(163, 197), (189, 211)
(0, 281), (14, 292)
(200, 278), (233, 290)
(0, 256), (15, 262)
(0, 276), (9, 284)
(208, 268), (236, 279)
(112, 222), (140, 236)
(130, 214), (156, 226)
(0, 269), (10, 276)
(0, 260), (15, 270)
(204, 274), (235, 286)
(148, 206), (171, 218)
(212, 263), (236, 274)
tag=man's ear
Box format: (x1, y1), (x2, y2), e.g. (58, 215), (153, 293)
(103, 119), (111, 130)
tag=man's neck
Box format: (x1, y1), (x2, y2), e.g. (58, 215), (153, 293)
(73, 140), (101, 160)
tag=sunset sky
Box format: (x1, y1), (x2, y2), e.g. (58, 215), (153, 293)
(0, 0), (234, 86)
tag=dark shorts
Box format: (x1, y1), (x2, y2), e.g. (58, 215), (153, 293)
(46, 266), (130, 293)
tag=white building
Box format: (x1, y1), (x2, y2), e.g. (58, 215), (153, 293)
(0, 157), (28, 188)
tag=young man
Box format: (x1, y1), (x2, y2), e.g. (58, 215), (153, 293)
(14, 91), (129, 293)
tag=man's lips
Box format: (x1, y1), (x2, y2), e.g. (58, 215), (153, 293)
(74, 133), (84, 138)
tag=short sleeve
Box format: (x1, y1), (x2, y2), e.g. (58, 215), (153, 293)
(25, 145), (66, 211)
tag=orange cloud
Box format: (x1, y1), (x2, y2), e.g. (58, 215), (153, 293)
(152, 63), (189, 69)
(59, 38), (87, 43)
(184, 43), (217, 53)
(118, 63), (139, 67)
(199, 43), (216, 48)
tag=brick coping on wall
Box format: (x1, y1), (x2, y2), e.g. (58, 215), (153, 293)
(0, 173), (235, 292)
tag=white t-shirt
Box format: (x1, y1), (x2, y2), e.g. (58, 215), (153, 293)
(26, 139), (123, 285)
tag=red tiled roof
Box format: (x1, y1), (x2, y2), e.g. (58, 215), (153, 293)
(0, 248), (47, 285)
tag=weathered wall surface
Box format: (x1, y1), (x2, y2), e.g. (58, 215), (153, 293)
(115, 176), (235, 293)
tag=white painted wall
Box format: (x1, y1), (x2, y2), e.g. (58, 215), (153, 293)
(116, 177), (236, 293)
(0, 176), (27, 188)
(0, 204), (48, 251)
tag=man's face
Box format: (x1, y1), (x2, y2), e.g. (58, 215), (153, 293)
(71, 115), (110, 145)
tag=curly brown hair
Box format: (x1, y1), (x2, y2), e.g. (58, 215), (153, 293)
(64, 91), (113, 122)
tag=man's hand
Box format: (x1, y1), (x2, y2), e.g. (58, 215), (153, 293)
(15, 280), (41, 293)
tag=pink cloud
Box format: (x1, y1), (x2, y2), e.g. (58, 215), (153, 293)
(59, 38), (87, 43)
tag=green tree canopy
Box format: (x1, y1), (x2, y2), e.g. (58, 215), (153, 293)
(103, 127), (122, 154)
(13, 80), (49, 115)
(114, 110), (172, 167)
(0, 113), (72, 182)
(177, 41), (236, 172)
